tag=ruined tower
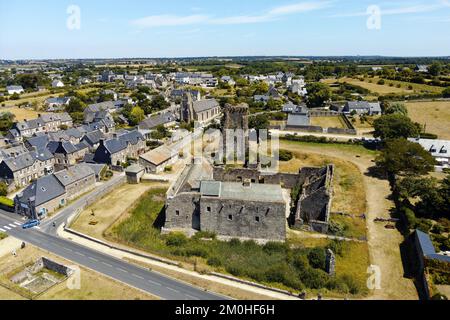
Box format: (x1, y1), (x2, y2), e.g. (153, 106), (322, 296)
(180, 92), (195, 123)
(222, 103), (250, 165)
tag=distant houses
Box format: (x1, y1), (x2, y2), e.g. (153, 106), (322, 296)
(343, 101), (381, 115)
(51, 80), (65, 88)
(6, 85), (24, 95)
(8, 113), (73, 140)
(408, 138), (450, 169)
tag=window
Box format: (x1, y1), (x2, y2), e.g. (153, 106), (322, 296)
(228, 215), (233, 221)
(207, 207), (211, 213)
(255, 216), (260, 223)
(175, 210), (180, 216)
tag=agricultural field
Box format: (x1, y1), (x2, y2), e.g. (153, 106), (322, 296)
(323, 77), (444, 95)
(405, 100), (450, 139)
(0, 106), (44, 121)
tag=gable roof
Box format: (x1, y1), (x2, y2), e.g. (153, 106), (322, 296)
(192, 99), (219, 113)
(17, 174), (65, 206)
(139, 112), (176, 130)
(53, 164), (95, 187)
(2, 149), (53, 172)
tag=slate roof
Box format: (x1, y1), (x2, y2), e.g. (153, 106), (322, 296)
(47, 141), (80, 155)
(118, 130), (144, 146)
(82, 130), (105, 146)
(139, 112), (176, 130)
(192, 99), (219, 113)
(6, 85), (24, 91)
(2, 150), (53, 172)
(25, 135), (49, 151)
(17, 174), (65, 206)
(53, 164), (95, 187)
(408, 138), (450, 159)
(416, 229), (450, 263)
(104, 138), (127, 154)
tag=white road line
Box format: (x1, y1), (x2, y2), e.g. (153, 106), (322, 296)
(62, 247), (72, 252)
(186, 294), (199, 300)
(14, 222), (21, 226)
(0, 228), (5, 232)
(102, 262), (113, 268)
(167, 287), (179, 293)
(4, 226), (11, 230)
(148, 279), (161, 286)
(9, 224), (16, 228)
(75, 252), (85, 257)
(88, 257), (99, 262)
(117, 268), (128, 273)
(133, 274), (144, 280)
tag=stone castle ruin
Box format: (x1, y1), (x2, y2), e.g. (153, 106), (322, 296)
(163, 161), (334, 242)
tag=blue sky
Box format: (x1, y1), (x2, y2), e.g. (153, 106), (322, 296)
(1, 0), (450, 59)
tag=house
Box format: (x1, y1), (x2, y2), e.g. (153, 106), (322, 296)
(180, 93), (221, 125)
(93, 130), (145, 166)
(170, 89), (201, 102)
(253, 95), (270, 103)
(6, 85), (24, 95)
(221, 76), (235, 86)
(45, 97), (71, 111)
(408, 138), (450, 168)
(13, 113), (73, 138)
(139, 145), (178, 173)
(80, 130), (106, 152)
(47, 140), (89, 168)
(343, 101), (382, 115)
(51, 80), (64, 88)
(415, 65), (429, 73)
(0, 149), (55, 188)
(14, 164), (96, 218)
(139, 112), (177, 130)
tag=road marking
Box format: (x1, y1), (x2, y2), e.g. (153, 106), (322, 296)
(148, 279), (161, 286)
(117, 268), (128, 273)
(0, 228), (5, 232)
(102, 262), (113, 268)
(14, 222), (21, 226)
(62, 247), (73, 252)
(167, 287), (179, 293)
(35, 226), (41, 230)
(133, 274), (144, 280)
(186, 294), (199, 300)
(4, 226), (11, 230)
(75, 252), (85, 257)
(88, 257), (99, 262)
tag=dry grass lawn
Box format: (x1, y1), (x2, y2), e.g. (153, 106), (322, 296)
(1, 107), (44, 121)
(0, 243), (156, 300)
(71, 182), (169, 239)
(405, 101), (450, 139)
(311, 116), (346, 129)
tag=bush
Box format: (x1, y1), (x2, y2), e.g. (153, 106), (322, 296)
(0, 196), (14, 208)
(420, 132), (438, 139)
(207, 256), (222, 267)
(278, 149), (294, 162)
(403, 207), (417, 229)
(377, 79), (385, 85)
(0, 182), (8, 197)
(307, 248), (327, 270)
(165, 233), (188, 247)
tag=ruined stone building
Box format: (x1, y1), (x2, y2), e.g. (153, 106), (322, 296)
(222, 103), (250, 163)
(163, 161), (334, 241)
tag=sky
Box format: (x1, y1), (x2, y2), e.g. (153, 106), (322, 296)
(1, 0), (450, 59)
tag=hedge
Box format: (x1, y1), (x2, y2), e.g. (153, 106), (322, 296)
(0, 196), (14, 208)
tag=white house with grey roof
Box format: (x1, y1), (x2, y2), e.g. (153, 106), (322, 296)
(6, 85), (24, 95)
(343, 101), (381, 115)
(408, 138), (450, 168)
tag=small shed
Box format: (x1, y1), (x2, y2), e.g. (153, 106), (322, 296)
(125, 164), (145, 184)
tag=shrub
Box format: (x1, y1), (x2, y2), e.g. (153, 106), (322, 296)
(165, 233), (188, 247)
(0, 182), (8, 197)
(207, 256), (222, 267)
(307, 247), (327, 270)
(377, 79), (385, 85)
(279, 149), (294, 161)
(0, 196), (14, 208)
(403, 207), (417, 229)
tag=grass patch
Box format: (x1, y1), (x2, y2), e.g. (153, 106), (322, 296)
(107, 187), (368, 297)
(405, 100), (450, 139)
(311, 116), (347, 129)
(0, 232), (8, 240)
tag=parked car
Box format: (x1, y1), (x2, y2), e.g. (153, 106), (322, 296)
(22, 219), (40, 229)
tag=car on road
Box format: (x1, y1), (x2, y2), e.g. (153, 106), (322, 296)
(22, 219), (40, 229)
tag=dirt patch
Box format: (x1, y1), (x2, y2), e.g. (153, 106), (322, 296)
(71, 182), (169, 239)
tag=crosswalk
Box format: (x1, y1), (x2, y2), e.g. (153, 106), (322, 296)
(0, 221), (21, 233)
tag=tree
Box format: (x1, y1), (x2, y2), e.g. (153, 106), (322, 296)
(373, 114), (421, 140)
(429, 62), (442, 77)
(376, 138), (436, 176)
(66, 97), (86, 113)
(384, 102), (408, 116)
(305, 82), (331, 108)
(0, 112), (15, 132)
(129, 106), (145, 125)
(443, 87), (450, 98)
(249, 114), (269, 131)
(150, 95), (170, 113)
(0, 182), (8, 197)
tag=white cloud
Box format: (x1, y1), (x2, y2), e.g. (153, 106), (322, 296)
(331, 2), (447, 18)
(131, 1), (332, 28)
(131, 14), (209, 28)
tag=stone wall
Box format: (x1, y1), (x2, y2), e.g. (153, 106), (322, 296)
(199, 197), (286, 241)
(165, 193), (200, 230)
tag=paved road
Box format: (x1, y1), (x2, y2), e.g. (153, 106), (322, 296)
(0, 214), (225, 300)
